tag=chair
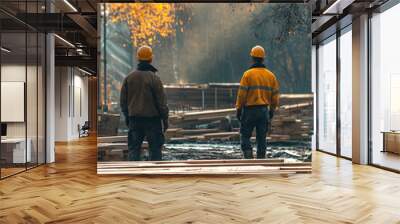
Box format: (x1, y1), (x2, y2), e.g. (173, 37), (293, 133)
(79, 121), (90, 138)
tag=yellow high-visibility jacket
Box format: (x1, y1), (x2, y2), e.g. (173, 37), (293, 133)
(236, 67), (279, 110)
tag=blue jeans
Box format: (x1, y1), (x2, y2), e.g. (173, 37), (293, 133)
(240, 106), (269, 159)
(128, 117), (164, 161)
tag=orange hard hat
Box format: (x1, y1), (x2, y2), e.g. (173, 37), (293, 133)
(137, 45), (153, 61)
(250, 45), (266, 58)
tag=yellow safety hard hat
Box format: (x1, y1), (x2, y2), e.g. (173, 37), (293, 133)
(137, 45), (153, 61)
(250, 45), (266, 58)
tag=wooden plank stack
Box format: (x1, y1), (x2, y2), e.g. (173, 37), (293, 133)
(168, 98), (313, 142)
(97, 92), (313, 161)
(97, 159), (311, 175)
(269, 101), (313, 141)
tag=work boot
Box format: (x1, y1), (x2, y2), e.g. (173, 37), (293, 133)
(256, 150), (266, 159)
(266, 150), (273, 158)
(243, 150), (253, 159)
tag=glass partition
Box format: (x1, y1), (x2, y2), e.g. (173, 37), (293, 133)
(37, 32), (46, 165)
(0, 1), (46, 179)
(371, 3), (400, 171)
(98, 3), (313, 167)
(317, 35), (337, 155)
(339, 27), (352, 158)
(1, 30), (28, 177)
(27, 31), (38, 169)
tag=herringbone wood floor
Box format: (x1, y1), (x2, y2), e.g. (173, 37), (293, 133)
(1, 136), (400, 224)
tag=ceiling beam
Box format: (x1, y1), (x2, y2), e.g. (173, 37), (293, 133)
(322, 0), (356, 14)
(67, 13), (97, 38)
(312, 15), (335, 33)
(55, 55), (97, 73)
(12, 13), (82, 32)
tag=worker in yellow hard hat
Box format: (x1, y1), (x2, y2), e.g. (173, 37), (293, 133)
(236, 45), (280, 159)
(120, 45), (169, 161)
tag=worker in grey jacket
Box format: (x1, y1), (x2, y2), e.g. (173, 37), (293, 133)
(120, 45), (169, 161)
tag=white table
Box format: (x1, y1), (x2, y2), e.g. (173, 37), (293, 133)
(1, 138), (31, 163)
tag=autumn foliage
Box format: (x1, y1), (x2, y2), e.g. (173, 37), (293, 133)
(107, 3), (182, 47)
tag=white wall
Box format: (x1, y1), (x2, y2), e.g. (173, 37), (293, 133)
(1, 63), (46, 164)
(55, 67), (89, 141)
(55, 66), (69, 141)
(1, 65), (28, 138)
(71, 72), (89, 138)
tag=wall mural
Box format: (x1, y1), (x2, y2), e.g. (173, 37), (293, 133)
(97, 3), (312, 172)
